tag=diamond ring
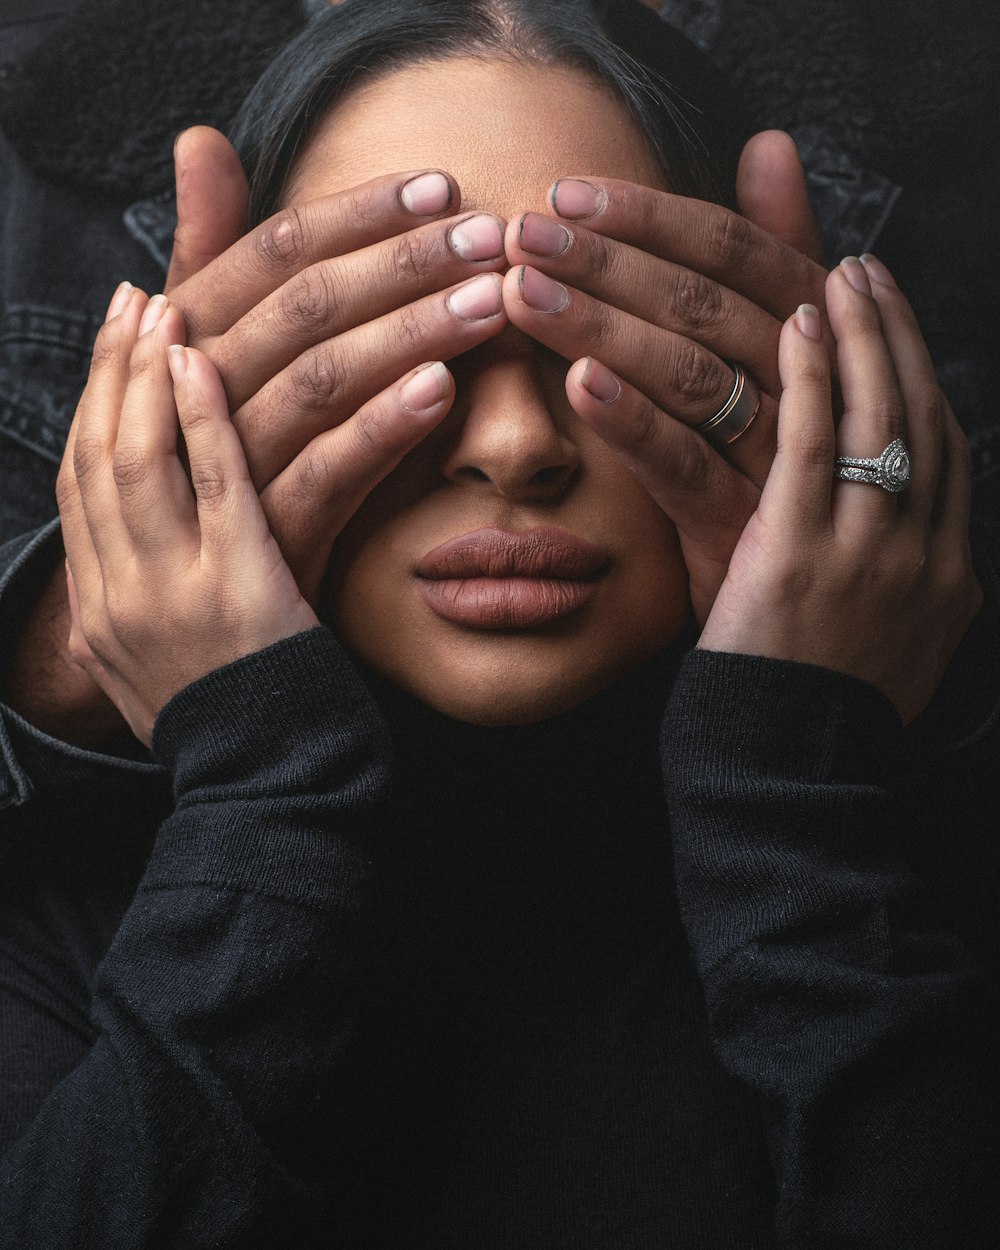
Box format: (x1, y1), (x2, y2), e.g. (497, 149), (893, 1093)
(833, 438), (911, 493)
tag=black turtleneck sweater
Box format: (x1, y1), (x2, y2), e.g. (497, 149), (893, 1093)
(0, 627), (997, 1248)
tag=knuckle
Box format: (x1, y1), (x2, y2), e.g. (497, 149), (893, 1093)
(796, 356), (830, 389)
(393, 301), (430, 348)
(55, 465), (78, 513)
(72, 435), (107, 483)
(584, 231), (615, 281)
(349, 405), (393, 465)
(190, 463), (229, 504)
(291, 348), (343, 412)
(673, 342), (728, 409)
(126, 342), (156, 384)
(794, 426), (837, 466)
(867, 392), (906, 438)
(280, 265), (337, 337)
(258, 207), (306, 269)
(392, 230), (437, 283)
(706, 208), (757, 274)
(673, 269), (725, 334)
(88, 325), (120, 375)
(112, 445), (154, 492)
(670, 429), (717, 493)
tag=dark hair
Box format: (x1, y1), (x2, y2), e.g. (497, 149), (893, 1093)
(230, 0), (749, 224)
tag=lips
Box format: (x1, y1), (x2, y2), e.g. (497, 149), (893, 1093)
(416, 527), (609, 629)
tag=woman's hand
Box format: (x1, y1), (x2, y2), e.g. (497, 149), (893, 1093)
(162, 151), (508, 599)
(502, 173), (829, 622)
(696, 256), (981, 723)
(58, 289), (456, 744)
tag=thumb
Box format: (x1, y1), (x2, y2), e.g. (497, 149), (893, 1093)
(165, 126), (249, 293)
(736, 130), (824, 265)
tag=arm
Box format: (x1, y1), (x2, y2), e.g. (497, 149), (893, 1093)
(3, 164), (507, 751)
(1, 291), (398, 1243)
(664, 266), (995, 1246)
(663, 651), (997, 1248)
(4, 127), (821, 746)
(1, 628), (390, 1246)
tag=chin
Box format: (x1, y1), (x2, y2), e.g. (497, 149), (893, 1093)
(380, 638), (657, 727)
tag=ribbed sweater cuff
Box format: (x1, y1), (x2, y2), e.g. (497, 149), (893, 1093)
(662, 649), (902, 788)
(142, 628), (388, 902)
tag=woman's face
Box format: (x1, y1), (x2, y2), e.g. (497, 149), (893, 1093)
(289, 57), (690, 724)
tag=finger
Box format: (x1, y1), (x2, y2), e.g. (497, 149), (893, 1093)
(565, 356), (760, 622)
(235, 272), (505, 488)
(859, 254), (944, 520)
(736, 131), (825, 265)
(505, 210), (783, 396)
(165, 126), (249, 293)
(826, 259), (907, 528)
(216, 211), (506, 407)
(172, 169), (460, 341)
(547, 176), (828, 323)
(503, 265), (777, 488)
(763, 304), (836, 529)
(72, 288), (150, 571)
(263, 361), (455, 603)
(114, 302), (199, 550)
(166, 345), (272, 559)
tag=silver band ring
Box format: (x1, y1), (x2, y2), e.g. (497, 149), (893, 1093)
(833, 438), (911, 493)
(697, 363), (761, 444)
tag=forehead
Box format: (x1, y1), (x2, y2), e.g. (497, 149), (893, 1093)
(285, 55), (666, 214)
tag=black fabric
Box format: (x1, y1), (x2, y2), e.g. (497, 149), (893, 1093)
(0, 618), (998, 1246)
(0, 0), (305, 201)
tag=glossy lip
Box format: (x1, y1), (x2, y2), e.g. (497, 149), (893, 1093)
(415, 526), (609, 629)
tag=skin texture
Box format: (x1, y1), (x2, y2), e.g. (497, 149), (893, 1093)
(20, 52), (978, 739)
(59, 57), (980, 743)
(293, 60), (690, 722)
(10, 57), (833, 744)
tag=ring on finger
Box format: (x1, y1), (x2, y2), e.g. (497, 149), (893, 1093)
(833, 438), (911, 493)
(697, 363), (761, 445)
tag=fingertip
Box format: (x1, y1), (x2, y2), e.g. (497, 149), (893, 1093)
(399, 361), (452, 413)
(138, 294), (169, 337)
(167, 343), (188, 386)
(399, 169), (456, 216)
(105, 281), (134, 323)
(580, 357), (622, 404)
(778, 304), (829, 390)
(859, 253), (898, 290)
(794, 303), (822, 341)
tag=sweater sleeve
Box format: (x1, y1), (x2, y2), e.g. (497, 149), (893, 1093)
(662, 649), (999, 1250)
(0, 626), (390, 1248)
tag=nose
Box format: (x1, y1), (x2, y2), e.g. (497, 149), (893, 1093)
(440, 331), (580, 502)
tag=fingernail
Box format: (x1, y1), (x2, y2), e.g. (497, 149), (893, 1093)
(105, 281), (134, 321)
(518, 213), (571, 258)
(447, 273), (503, 320)
(582, 358), (621, 403)
(795, 303), (822, 340)
(167, 343), (188, 383)
(839, 256), (872, 296)
(550, 178), (606, 220)
(400, 361), (450, 411)
(400, 171), (452, 215)
(860, 253), (898, 289)
(449, 213), (505, 261)
(139, 294), (169, 335)
(519, 266), (569, 313)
